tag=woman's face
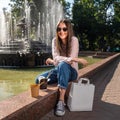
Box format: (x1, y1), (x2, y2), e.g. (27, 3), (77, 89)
(57, 22), (68, 43)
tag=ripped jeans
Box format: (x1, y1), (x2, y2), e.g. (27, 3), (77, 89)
(35, 61), (78, 89)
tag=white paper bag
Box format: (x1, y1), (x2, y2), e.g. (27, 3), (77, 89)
(67, 78), (95, 111)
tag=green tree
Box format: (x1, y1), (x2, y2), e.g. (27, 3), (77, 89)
(72, 0), (120, 51)
(9, 0), (25, 18)
(72, 0), (99, 50)
(112, 1), (120, 47)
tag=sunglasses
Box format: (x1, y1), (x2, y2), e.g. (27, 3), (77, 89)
(57, 27), (68, 32)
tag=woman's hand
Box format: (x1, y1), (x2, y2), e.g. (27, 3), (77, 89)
(72, 58), (88, 66)
(45, 58), (54, 65)
(77, 58), (88, 66)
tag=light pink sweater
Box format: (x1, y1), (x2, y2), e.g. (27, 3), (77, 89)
(52, 36), (79, 73)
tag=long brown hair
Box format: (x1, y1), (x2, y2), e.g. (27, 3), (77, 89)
(56, 19), (74, 56)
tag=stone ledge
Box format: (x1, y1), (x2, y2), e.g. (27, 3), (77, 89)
(78, 53), (120, 79)
(0, 85), (58, 120)
(0, 53), (120, 120)
(79, 51), (115, 57)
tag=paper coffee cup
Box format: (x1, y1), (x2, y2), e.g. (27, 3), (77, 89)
(30, 84), (39, 97)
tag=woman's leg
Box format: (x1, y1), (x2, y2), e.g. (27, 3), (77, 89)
(57, 62), (77, 89)
(35, 68), (58, 84)
(55, 62), (78, 116)
(59, 88), (66, 101)
(57, 62), (78, 100)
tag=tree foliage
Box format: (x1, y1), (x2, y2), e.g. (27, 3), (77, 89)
(72, 0), (120, 51)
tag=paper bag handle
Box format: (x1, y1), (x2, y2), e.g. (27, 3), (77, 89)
(78, 78), (90, 85)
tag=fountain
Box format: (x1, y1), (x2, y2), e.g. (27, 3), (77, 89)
(0, 0), (64, 67)
(0, 9), (7, 46)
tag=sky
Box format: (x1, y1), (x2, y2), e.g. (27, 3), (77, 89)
(66, 0), (74, 8)
(66, 0), (74, 3)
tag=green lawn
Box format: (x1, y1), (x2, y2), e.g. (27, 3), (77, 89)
(0, 67), (52, 81)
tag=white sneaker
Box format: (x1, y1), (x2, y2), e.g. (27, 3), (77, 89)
(55, 101), (65, 116)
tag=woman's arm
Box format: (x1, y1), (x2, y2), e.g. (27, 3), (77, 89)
(71, 57), (88, 66)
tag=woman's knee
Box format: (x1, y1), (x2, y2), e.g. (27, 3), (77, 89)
(58, 61), (70, 70)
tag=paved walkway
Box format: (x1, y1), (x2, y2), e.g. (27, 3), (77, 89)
(41, 56), (120, 120)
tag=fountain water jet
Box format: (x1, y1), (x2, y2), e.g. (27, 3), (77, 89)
(0, 10), (7, 46)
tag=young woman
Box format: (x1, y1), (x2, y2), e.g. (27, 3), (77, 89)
(35, 19), (88, 116)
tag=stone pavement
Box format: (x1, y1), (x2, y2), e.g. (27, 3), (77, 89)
(41, 56), (120, 120)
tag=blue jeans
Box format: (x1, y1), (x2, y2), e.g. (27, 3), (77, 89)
(35, 62), (78, 89)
